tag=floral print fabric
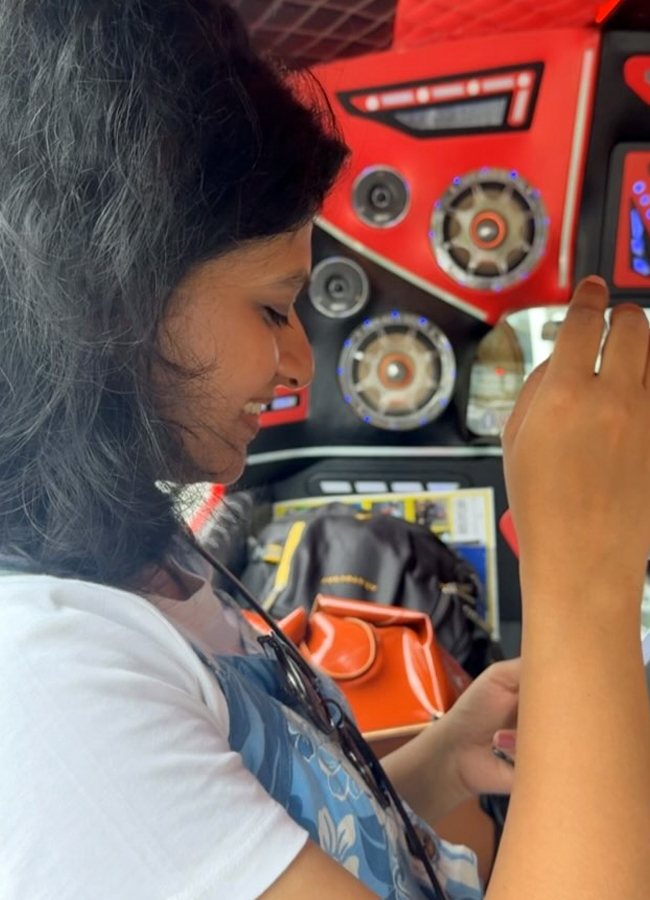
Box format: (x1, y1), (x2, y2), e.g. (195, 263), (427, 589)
(195, 639), (483, 900)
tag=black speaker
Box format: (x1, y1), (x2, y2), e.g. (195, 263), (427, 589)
(308, 256), (370, 318)
(352, 166), (410, 227)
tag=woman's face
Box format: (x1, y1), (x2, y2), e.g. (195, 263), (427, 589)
(159, 223), (314, 484)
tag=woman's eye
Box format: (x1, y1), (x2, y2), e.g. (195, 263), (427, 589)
(264, 306), (290, 327)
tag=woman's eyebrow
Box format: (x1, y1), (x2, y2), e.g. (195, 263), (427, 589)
(266, 271), (311, 292)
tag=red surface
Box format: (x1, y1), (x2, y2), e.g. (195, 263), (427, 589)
(499, 509), (519, 558)
(394, 0), (604, 48)
(613, 150), (650, 290)
(623, 55), (650, 106)
(314, 29), (600, 324)
(259, 385), (310, 428)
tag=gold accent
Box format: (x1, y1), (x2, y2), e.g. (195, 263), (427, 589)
(320, 574), (377, 593)
(261, 543), (283, 565)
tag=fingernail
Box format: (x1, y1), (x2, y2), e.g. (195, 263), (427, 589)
(495, 732), (516, 750)
(581, 275), (607, 289)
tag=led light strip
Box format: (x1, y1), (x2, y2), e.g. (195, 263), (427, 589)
(246, 444), (503, 466)
(558, 47), (597, 289)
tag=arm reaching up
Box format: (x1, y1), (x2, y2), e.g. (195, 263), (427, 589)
(487, 278), (650, 900)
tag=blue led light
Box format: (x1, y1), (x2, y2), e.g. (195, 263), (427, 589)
(646, 209), (650, 221)
(344, 339), (352, 348)
(543, 217), (551, 227)
(419, 418), (427, 426)
(641, 195), (650, 207)
(633, 258), (650, 277)
(363, 415), (371, 423)
(336, 367), (344, 376)
(480, 166), (489, 174)
(453, 176), (461, 186)
(344, 394), (352, 404)
(631, 238), (645, 256)
(419, 316), (427, 325)
(391, 309), (400, 319)
(633, 180), (647, 195)
(493, 284), (503, 293)
(631, 209), (645, 239)
(363, 318), (372, 327)
(434, 200), (441, 209)
(510, 170), (518, 179)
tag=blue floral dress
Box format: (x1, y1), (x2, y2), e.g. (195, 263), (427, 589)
(191, 595), (484, 900)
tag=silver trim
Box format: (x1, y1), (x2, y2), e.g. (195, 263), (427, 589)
(430, 168), (548, 292)
(246, 444), (503, 465)
(308, 255), (370, 319)
(337, 311), (456, 431)
(315, 216), (487, 321)
(558, 47), (597, 289)
(351, 165), (411, 229)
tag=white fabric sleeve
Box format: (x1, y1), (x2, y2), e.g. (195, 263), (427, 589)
(0, 577), (309, 900)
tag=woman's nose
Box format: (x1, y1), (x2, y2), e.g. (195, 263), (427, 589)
(276, 310), (314, 390)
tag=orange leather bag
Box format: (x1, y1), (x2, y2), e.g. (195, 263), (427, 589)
(246, 594), (472, 744)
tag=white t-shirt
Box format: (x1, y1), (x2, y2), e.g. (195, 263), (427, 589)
(0, 569), (309, 900)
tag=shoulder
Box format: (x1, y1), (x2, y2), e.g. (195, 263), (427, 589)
(0, 573), (308, 900)
(0, 572), (226, 714)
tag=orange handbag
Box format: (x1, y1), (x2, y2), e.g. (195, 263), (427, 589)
(245, 594), (472, 744)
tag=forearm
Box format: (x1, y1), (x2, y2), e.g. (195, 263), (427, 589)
(381, 717), (469, 825)
(486, 583), (650, 900)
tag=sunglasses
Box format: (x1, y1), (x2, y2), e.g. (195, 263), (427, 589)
(191, 536), (448, 900)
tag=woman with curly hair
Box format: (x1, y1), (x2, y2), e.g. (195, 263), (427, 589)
(0, 3), (648, 899)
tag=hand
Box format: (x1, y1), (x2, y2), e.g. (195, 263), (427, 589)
(437, 658), (519, 799)
(502, 277), (650, 603)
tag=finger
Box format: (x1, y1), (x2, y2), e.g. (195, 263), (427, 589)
(501, 361), (549, 446)
(486, 657), (521, 693)
(493, 729), (517, 755)
(492, 745), (515, 768)
(600, 303), (650, 387)
(547, 277), (609, 381)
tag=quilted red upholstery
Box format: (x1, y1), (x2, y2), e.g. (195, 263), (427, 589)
(394, 0), (605, 48)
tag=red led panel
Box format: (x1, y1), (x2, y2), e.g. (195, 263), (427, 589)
(259, 386), (310, 428)
(612, 150), (650, 289)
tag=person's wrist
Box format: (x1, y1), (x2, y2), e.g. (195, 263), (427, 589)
(431, 714), (473, 810)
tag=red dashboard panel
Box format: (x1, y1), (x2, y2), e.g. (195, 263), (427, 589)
(314, 29), (600, 325)
(623, 55), (650, 106)
(612, 148), (650, 288)
(394, 0), (606, 47)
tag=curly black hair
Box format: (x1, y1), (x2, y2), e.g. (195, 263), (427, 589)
(0, 0), (348, 585)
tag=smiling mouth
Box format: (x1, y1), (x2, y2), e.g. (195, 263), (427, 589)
(242, 402), (268, 416)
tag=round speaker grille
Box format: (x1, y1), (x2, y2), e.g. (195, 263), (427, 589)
(430, 169), (548, 291)
(352, 166), (410, 228)
(337, 311), (456, 431)
(308, 256), (370, 319)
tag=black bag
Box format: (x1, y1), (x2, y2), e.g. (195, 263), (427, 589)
(240, 502), (500, 677)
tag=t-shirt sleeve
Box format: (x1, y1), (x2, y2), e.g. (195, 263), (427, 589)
(0, 578), (308, 900)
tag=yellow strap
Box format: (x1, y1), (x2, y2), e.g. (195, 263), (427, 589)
(262, 521), (306, 610)
(262, 542), (283, 565)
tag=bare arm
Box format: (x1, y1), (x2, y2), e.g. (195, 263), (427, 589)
(263, 279), (650, 900)
(260, 840), (381, 900)
(488, 280), (650, 898)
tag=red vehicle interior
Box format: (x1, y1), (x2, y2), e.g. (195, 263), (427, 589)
(196, 0), (650, 660)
